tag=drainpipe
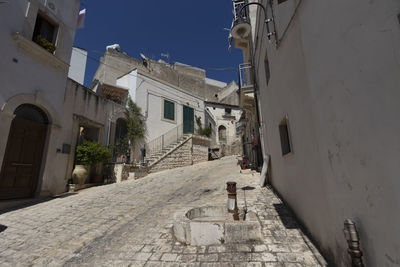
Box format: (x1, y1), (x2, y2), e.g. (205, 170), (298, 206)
(343, 219), (364, 267)
(106, 116), (111, 146)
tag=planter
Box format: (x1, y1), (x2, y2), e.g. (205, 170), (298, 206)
(72, 165), (89, 185)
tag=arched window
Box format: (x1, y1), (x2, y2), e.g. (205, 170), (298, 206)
(218, 125), (227, 143)
(14, 104), (48, 124)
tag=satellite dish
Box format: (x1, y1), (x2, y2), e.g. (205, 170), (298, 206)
(231, 18), (251, 39)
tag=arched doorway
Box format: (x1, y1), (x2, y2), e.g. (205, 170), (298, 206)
(218, 125), (227, 143)
(0, 104), (48, 200)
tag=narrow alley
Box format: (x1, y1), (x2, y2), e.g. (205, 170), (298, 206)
(0, 157), (326, 266)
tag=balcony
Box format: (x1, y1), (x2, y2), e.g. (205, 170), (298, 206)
(233, 1), (248, 22)
(239, 63), (254, 94)
(238, 63), (255, 109)
(231, 1), (251, 50)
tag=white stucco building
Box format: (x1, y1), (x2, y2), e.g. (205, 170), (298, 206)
(91, 47), (242, 160)
(205, 101), (242, 155)
(68, 47), (87, 85)
(0, 0), (81, 199)
(116, 69), (205, 142)
(231, 0), (400, 266)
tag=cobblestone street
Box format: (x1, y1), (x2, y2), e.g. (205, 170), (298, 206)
(0, 157), (327, 266)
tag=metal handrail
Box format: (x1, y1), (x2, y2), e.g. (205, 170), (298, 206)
(144, 121), (195, 158)
(233, 1), (248, 22)
(239, 63), (254, 89)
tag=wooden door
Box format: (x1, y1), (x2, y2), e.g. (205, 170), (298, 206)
(183, 105), (194, 134)
(0, 118), (47, 200)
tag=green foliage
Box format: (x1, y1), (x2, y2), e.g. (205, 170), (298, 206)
(76, 140), (111, 165)
(125, 97), (146, 146)
(33, 35), (56, 54)
(195, 116), (211, 137)
(113, 137), (130, 157)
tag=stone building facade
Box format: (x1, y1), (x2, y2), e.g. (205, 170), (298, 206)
(91, 47), (243, 163)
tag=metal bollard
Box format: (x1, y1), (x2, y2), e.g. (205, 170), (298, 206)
(226, 182), (240, 221)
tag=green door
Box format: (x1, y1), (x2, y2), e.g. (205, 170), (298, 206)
(183, 105), (194, 134)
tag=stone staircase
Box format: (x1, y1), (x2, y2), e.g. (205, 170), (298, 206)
(144, 135), (191, 167)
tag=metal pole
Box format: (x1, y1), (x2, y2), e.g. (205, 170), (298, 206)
(226, 182), (240, 221)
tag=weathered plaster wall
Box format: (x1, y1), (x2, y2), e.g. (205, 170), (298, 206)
(60, 79), (126, 194)
(0, 0), (80, 197)
(205, 103), (242, 147)
(93, 50), (235, 104)
(253, 0), (400, 265)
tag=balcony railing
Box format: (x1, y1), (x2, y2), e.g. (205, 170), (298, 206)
(233, 1), (248, 22)
(144, 121), (196, 158)
(238, 63), (254, 93)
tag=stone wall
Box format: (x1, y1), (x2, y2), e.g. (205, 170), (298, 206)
(192, 136), (210, 164)
(93, 50), (239, 104)
(112, 164), (148, 183)
(150, 135), (210, 173)
(220, 141), (243, 157)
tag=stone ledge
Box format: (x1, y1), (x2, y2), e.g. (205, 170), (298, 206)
(13, 32), (69, 72)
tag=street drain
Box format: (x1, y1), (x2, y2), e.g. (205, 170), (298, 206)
(0, 224), (7, 233)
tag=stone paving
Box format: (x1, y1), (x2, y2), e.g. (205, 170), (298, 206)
(0, 156), (327, 266)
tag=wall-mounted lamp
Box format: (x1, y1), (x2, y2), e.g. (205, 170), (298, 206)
(231, 2), (276, 43)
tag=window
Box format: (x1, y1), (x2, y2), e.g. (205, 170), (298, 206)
(32, 14), (57, 53)
(225, 108), (232, 115)
(278, 0), (289, 4)
(218, 125), (227, 143)
(279, 118), (292, 156)
(265, 53), (270, 85)
(163, 99), (175, 121)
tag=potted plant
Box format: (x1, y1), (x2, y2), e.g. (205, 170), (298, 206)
(33, 35), (56, 54)
(72, 141), (111, 184)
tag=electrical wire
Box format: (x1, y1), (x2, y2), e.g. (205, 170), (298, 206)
(72, 48), (225, 104)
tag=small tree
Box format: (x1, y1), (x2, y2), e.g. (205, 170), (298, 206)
(76, 141), (111, 166)
(125, 97), (146, 161)
(195, 116), (211, 137)
(112, 137), (130, 161)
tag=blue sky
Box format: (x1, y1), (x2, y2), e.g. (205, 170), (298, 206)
(74, 0), (244, 87)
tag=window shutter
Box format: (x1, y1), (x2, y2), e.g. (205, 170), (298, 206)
(164, 100), (175, 121)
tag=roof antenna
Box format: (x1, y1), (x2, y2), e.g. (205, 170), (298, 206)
(161, 52), (170, 64)
(140, 53), (149, 68)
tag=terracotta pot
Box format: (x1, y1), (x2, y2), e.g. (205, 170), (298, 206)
(72, 165), (89, 185)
